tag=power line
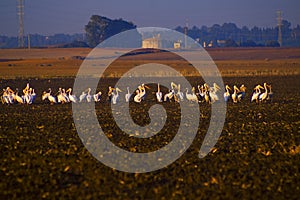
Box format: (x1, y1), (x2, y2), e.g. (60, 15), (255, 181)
(17, 0), (24, 48)
(184, 19), (188, 48)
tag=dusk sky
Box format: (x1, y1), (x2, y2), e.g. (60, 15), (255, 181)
(1, 0), (299, 36)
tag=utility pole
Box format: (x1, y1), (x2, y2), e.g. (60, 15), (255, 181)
(184, 19), (188, 49)
(28, 34), (30, 49)
(17, 0), (25, 48)
(277, 10), (282, 47)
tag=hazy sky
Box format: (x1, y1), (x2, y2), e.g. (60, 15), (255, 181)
(1, 0), (299, 36)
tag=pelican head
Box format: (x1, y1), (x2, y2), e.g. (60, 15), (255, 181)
(143, 84), (150, 89)
(240, 84), (246, 91)
(115, 87), (122, 92)
(171, 82), (178, 90)
(213, 83), (220, 90)
(192, 87), (195, 92)
(256, 85), (264, 90)
(204, 83), (209, 90)
(66, 88), (71, 93)
(225, 85), (231, 91)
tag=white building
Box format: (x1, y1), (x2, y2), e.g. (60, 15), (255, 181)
(142, 34), (161, 48)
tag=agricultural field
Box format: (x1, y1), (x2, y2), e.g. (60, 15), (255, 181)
(0, 47), (299, 199)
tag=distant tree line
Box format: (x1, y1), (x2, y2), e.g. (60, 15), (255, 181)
(1, 15), (299, 48)
(0, 33), (86, 48)
(175, 20), (300, 47)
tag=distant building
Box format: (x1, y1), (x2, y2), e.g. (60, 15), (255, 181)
(142, 34), (161, 48)
(173, 42), (181, 49)
(217, 40), (226, 47)
(208, 41), (213, 47)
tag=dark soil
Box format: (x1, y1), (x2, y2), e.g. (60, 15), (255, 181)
(0, 75), (299, 199)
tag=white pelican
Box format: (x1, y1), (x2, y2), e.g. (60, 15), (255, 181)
(93, 91), (102, 102)
(24, 88), (31, 104)
(25, 88), (36, 104)
(3, 87), (14, 104)
(176, 84), (184, 102)
(267, 84), (273, 101)
(186, 87), (198, 102)
(111, 87), (122, 104)
(204, 90), (211, 104)
(237, 84), (246, 101)
(170, 82), (180, 102)
(22, 84), (36, 104)
(79, 90), (87, 103)
(42, 91), (48, 101)
(66, 88), (78, 103)
(231, 85), (240, 103)
(213, 83), (221, 92)
(125, 87), (131, 102)
(203, 84), (211, 104)
(196, 85), (205, 102)
(259, 83), (268, 102)
(2, 89), (10, 104)
(156, 83), (163, 102)
(23, 83), (30, 96)
(86, 88), (92, 102)
(107, 86), (114, 102)
(57, 88), (68, 104)
(209, 92), (218, 103)
(209, 83), (220, 103)
(140, 84), (149, 101)
(164, 89), (175, 102)
(42, 88), (57, 104)
(134, 89), (142, 103)
(62, 88), (70, 103)
(224, 85), (231, 102)
(251, 85), (264, 103)
(14, 89), (24, 104)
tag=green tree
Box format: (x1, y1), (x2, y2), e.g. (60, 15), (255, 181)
(85, 15), (140, 47)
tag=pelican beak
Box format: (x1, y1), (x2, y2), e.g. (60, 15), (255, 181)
(171, 82), (177, 89)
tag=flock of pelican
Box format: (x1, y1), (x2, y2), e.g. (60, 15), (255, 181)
(1, 83), (36, 105)
(1, 82), (273, 105)
(250, 82), (273, 103)
(41, 87), (102, 104)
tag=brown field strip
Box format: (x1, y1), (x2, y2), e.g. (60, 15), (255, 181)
(0, 48), (299, 78)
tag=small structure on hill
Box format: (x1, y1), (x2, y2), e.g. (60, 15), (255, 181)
(173, 41), (181, 49)
(142, 34), (162, 48)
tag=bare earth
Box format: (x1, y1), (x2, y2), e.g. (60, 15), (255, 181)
(0, 47), (299, 78)
(0, 47), (299, 199)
